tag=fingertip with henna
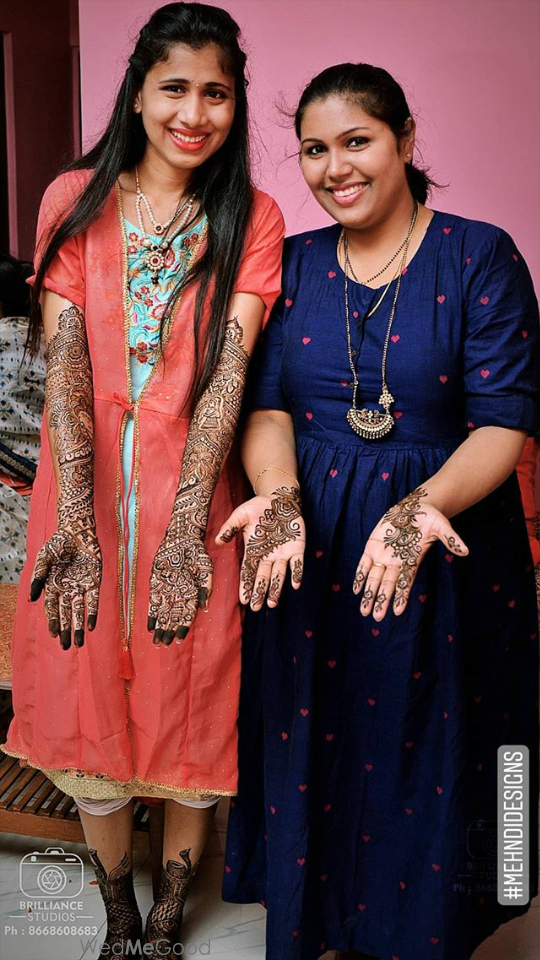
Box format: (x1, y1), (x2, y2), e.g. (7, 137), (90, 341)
(153, 629), (164, 646)
(60, 631), (71, 650)
(175, 625), (189, 641)
(147, 616), (157, 632)
(88, 615), (98, 631)
(48, 619), (60, 637)
(162, 630), (174, 646)
(30, 579), (44, 602)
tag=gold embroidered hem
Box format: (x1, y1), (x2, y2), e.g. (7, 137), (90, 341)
(0, 745), (235, 801)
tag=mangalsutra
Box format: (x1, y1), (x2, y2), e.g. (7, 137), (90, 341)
(134, 167), (195, 283)
(343, 201), (418, 439)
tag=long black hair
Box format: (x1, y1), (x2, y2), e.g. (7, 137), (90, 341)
(29, 1), (252, 407)
(294, 63), (438, 204)
(0, 253), (33, 318)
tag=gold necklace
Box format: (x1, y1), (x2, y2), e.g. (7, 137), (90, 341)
(344, 201), (418, 439)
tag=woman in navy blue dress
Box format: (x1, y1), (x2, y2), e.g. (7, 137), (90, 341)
(217, 64), (539, 960)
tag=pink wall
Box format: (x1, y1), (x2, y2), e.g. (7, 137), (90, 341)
(79, 0), (540, 291)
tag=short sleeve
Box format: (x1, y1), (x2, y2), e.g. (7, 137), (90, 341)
(233, 191), (285, 325)
(462, 225), (539, 434)
(28, 172), (87, 309)
(245, 292), (289, 413)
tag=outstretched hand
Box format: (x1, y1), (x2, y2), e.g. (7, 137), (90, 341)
(354, 486), (468, 619)
(30, 525), (102, 649)
(148, 524), (213, 647)
(215, 486), (306, 610)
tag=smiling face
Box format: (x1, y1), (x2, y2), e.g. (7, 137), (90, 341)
(300, 95), (414, 229)
(134, 42), (236, 178)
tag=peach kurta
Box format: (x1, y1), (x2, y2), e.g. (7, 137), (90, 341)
(1, 170), (284, 799)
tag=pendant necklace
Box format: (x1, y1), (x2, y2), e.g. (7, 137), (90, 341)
(134, 167), (195, 284)
(343, 201), (418, 439)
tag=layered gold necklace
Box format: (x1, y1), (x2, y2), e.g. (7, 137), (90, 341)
(342, 202), (418, 439)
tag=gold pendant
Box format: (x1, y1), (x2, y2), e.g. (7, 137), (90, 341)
(347, 391), (395, 439)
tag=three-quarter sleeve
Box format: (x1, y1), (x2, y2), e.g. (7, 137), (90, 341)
(462, 225), (539, 434)
(28, 172), (87, 308)
(233, 191), (285, 325)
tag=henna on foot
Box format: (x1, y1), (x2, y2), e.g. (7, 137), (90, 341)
(89, 850), (142, 958)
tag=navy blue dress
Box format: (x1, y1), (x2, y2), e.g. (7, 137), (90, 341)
(223, 211), (540, 960)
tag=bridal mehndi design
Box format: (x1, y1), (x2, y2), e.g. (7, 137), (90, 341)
(30, 304), (102, 649)
(381, 486), (427, 609)
(144, 847), (198, 956)
(88, 849), (142, 956)
(148, 316), (249, 645)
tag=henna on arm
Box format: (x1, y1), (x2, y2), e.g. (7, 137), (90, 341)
(30, 304), (101, 649)
(148, 315), (250, 644)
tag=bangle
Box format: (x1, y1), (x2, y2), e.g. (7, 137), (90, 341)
(253, 466), (299, 496)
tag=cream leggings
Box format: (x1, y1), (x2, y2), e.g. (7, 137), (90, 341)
(76, 796), (220, 815)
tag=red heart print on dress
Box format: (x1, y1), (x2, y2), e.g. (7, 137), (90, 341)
(436, 786), (443, 795)
(465, 257), (471, 264)
(480, 296), (490, 305)
(371, 628), (380, 636)
(448, 634), (453, 642)
(324, 804), (332, 812)
(293, 930), (300, 939)
(443, 227), (452, 234)
(492, 584), (500, 592)
(270, 805), (276, 814)
(326, 733), (334, 741)
(305, 412), (313, 419)
(381, 472), (390, 480)
(522, 330), (528, 338)
(405, 808), (413, 815)
(476, 763), (483, 771)
(281, 732), (288, 740)
(391, 334), (400, 342)
(362, 833), (371, 842)
(353, 311), (359, 318)
(298, 784), (308, 792)
(467, 421), (475, 429)
(305, 238), (312, 244)
(393, 955), (401, 960)
(480, 369), (490, 378)
(364, 763), (373, 771)
(320, 874), (328, 882)
(432, 863), (441, 871)
(357, 903), (366, 911)
(439, 375), (448, 383)
(445, 554), (454, 563)
(332, 584), (341, 591)
(297, 858), (306, 866)
(443, 711), (449, 719)
(437, 295), (446, 303)
(305, 630), (313, 638)
(399, 881), (406, 889)
(316, 549), (323, 557)
(430, 938), (440, 945)
(413, 671), (422, 680)
(225, 865), (232, 873)
(512, 253), (518, 261)
(328, 660), (336, 668)
(405, 741), (414, 748)
(328, 271), (336, 278)
(419, 594), (427, 603)
(285, 299), (293, 307)
(341, 380), (348, 386)
(395, 411), (403, 418)
(300, 708), (309, 717)
(367, 698), (376, 706)
(329, 469), (338, 478)
(508, 599), (516, 608)
(302, 337), (311, 344)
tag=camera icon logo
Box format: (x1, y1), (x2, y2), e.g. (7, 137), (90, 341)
(466, 820), (497, 860)
(20, 847), (84, 898)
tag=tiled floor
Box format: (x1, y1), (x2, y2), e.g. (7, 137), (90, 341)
(0, 800), (539, 960)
